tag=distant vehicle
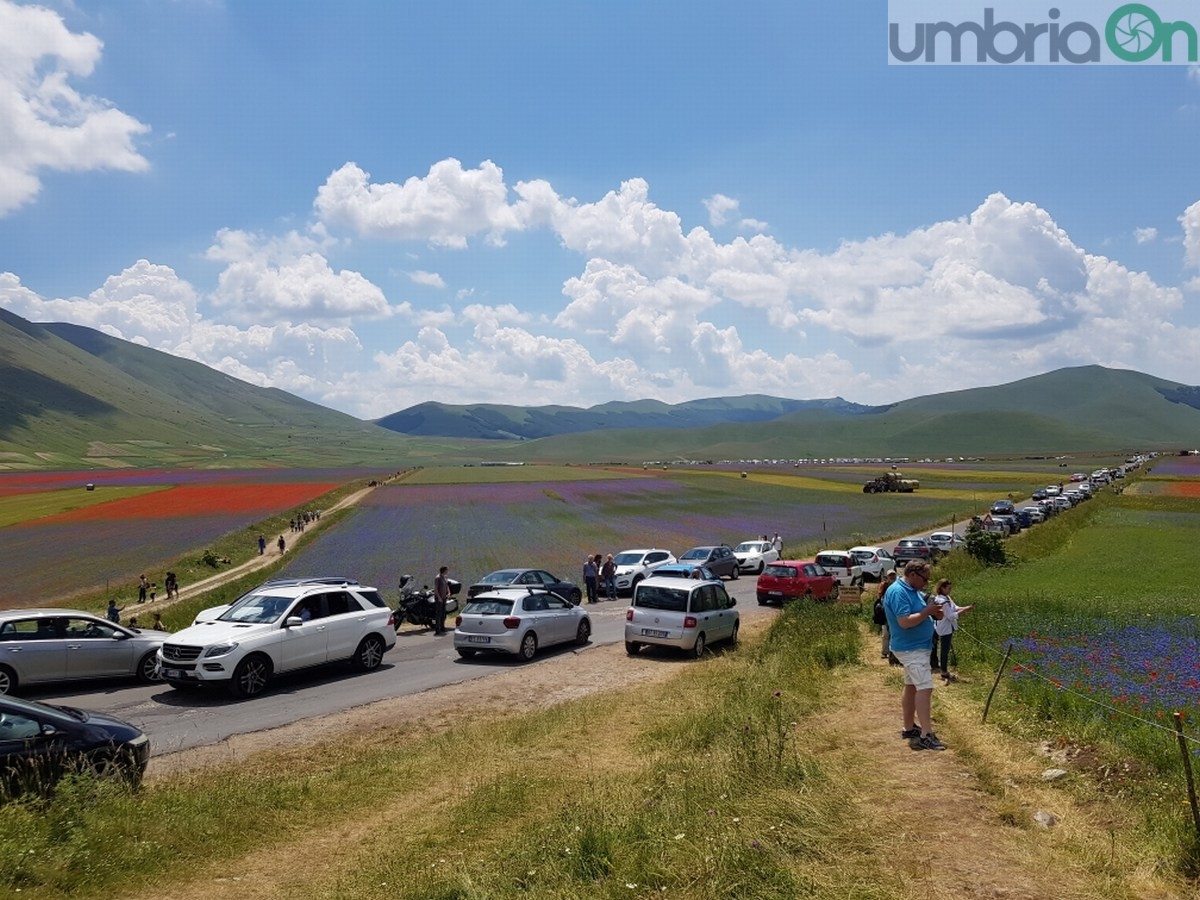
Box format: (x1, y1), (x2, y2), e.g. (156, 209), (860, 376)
(813, 550), (863, 586)
(1052, 496), (1073, 510)
(625, 576), (738, 658)
(928, 532), (965, 553)
(755, 561), (838, 605)
(990, 499), (1015, 516)
(848, 546), (897, 582)
(610, 549), (676, 595)
(1031, 488), (1048, 501)
(454, 589), (591, 661)
(467, 569), (582, 604)
(0, 694), (150, 799)
(1020, 506), (1046, 523)
(678, 546), (740, 580)
(893, 538), (933, 562)
(863, 473), (919, 493)
(733, 540), (780, 574)
(0, 609), (170, 695)
(1045, 485), (1062, 496)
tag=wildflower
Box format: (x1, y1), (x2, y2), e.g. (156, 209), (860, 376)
(674, 833), (686, 840)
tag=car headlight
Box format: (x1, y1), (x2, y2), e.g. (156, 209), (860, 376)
(204, 642), (239, 658)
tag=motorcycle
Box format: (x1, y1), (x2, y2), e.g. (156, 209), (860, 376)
(394, 574), (460, 631)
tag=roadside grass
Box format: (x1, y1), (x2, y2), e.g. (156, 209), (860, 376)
(0, 486), (167, 528)
(0, 602), (866, 899)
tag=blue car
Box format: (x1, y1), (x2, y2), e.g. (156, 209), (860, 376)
(648, 563), (717, 581)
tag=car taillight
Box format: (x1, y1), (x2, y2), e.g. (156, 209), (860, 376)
(455, 615), (463, 626)
(684, 616), (697, 628)
(503, 616), (521, 629)
(625, 609), (634, 621)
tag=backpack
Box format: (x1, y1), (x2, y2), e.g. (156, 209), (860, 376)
(872, 596), (887, 625)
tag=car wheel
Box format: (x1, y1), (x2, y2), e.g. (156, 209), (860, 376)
(228, 654), (271, 698)
(518, 632), (538, 661)
(829, 584), (840, 602)
(728, 622), (740, 649)
(756, 561), (764, 574)
(568, 588), (583, 604)
(631, 575), (643, 592)
(575, 619), (591, 646)
(457, 648), (477, 659)
(757, 597), (768, 606)
(77, 748), (142, 787)
(0, 664), (16, 695)
(352, 634), (386, 672)
(136, 650), (163, 684)
(730, 567), (739, 580)
(625, 641), (640, 656)
(691, 632), (706, 659)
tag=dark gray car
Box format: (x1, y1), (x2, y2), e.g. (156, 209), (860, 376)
(0, 609), (169, 695)
(677, 545), (740, 580)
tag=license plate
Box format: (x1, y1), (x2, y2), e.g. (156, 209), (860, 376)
(641, 628), (669, 638)
(164, 669), (186, 679)
(768, 591), (782, 596)
(466, 636), (491, 644)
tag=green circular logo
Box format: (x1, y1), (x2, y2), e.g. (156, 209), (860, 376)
(1106, 3), (1163, 61)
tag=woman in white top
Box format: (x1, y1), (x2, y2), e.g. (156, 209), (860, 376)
(929, 579), (973, 682)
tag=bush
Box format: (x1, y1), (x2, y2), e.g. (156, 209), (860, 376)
(200, 549), (220, 568)
(964, 530), (1006, 566)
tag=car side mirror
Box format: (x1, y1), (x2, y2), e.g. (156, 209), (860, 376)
(728, 598), (736, 608)
(40, 724), (58, 737)
(284, 616), (304, 628)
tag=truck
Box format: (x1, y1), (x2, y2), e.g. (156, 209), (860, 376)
(862, 472), (919, 493)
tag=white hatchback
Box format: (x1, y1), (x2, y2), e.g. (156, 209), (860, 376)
(159, 581), (395, 697)
(624, 576), (739, 659)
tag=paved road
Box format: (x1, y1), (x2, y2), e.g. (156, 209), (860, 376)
(23, 575), (782, 756)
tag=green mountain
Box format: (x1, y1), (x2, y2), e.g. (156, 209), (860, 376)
(0, 308), (418, 469)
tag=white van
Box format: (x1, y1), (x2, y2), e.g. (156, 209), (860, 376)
(624, 577), (738, 659)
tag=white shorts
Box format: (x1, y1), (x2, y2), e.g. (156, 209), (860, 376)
(892, 649), (934, 691)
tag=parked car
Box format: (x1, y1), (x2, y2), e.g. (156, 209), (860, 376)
(624, 576), (738, 658)
(1045, 485), (1062, 496)
(0, 694), (150, 799)
(649, 563), (716, 581)
(677, 545), (740, 580)
(991, 514), (1020, 535)
(1052, 495), (1073, 511)
(813, 550), (863, 586)
(733, 540), (780, 574)
(848, 546), (896, 582)
(755, 561), (838, 605)
(159, 580), (396, 697)
(1031, 488), (1048, 501)
(0, 609), (170, 695)
(467, 569), (582, 603)
(928, 532), (965, 554)
(454, 589), (591, 661)
(990, 499), (1015, 516)
(193, 576), (362, 625)
(610, 549), (676, 595)
(1020, 506), (1046, 523)
(893, 538), (933, 562)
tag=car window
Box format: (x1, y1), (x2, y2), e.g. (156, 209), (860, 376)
(634, 586), (688, 612)
(357, 589), (386, 608)
(614, 553), (643, 566)
(462, 599), (514, 616)
(64, 617), (120, 639)
(481, 571), (519, 585)
(680, 549), (706, 561)
(0, 619), (58, 641)
(517, 571), (540, 585)
(691, 587), (714, 613)
(0, 710), (42, 741)
(545, 595), (569, 610)
(647, 552), (669, 564)
(713, 584), (731, 609)
(813, 565), (829, 576)
(763, 564), (796, 577)
(523, 595), (548, 612)
(717, 547), (731, 560)
(324, 591), (358, 616)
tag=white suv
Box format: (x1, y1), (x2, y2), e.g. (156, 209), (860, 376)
(159, 581), (396, 697)
(611, 549), (676, 595)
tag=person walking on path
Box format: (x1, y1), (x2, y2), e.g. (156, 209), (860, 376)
(137, 574), (149, 604)
(433, 566), (451, 635)
(277, 535), (286, 554)
(583, 555), (599, 604)
(107, 599), (124, 623)
(930, 578), (972, 682)
(882, 560), (946, 751)
(258, 534), (267, 556)
(601, 553), (617, 601)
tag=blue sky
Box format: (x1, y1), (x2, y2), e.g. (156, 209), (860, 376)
(1, 0), (1199, 419)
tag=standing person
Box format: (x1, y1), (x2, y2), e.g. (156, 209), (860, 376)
(433, 566), (451, 635)
(106, 599), (123, 623)
(257, 534), (267, 556)
(165, 572), (178, 600)
(772, 532), (783, 555)
(875, 570), (898, 661)
(601, 553), (617, 601)
(930, 579), (973, 682)
(277, 534), (286, 554)
(583, 555), (599, 604)
(882, 560), (946, 751)
(137, 574), (149, 604)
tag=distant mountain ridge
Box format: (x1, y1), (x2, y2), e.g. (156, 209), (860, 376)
(375, 396), (881, 440)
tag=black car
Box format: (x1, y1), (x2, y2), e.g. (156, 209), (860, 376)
(0, 694), (150, 799)
(677, 545), (740, 580)
(892, 538), (933, 562)
(466, 569), (582, 603)
(990, 499), (1015, 516)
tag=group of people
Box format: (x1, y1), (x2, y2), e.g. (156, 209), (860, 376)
(582, 553), (618, 603)
(106, 598), (167, 631)
(878, 560), (974, 752)
(135, 571), (179, 604)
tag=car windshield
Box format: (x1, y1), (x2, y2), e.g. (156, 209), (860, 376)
(680, 549), (709, 561)
(218, 593), (294, 624)
(850, 551), (873, 562)
(634, 586), (688, 611)
(734, 542), (763, 553)
(613, 552), (645, 566)
(479, 570), (520, 585)
(816, 555), (845, 566)
(763, 564), (797, 577)
(461, 599), (514, 616)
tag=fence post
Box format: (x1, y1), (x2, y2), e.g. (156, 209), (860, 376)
(982, 641), (1013, 724)
(1174, 713), (1200, 840)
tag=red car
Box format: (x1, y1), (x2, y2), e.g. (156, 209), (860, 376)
(755, 560), (838, 606)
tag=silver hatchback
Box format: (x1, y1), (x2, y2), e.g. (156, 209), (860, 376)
(0, 609), (170, 695)
(454, 589), (592, 661)
(624, 577), (739, 658)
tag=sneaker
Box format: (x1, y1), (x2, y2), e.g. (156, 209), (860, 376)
(900, 726), (920, 740)
(914, 732), (947, 751)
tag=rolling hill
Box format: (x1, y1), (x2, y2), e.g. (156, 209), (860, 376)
(2, 306), (1199, 469)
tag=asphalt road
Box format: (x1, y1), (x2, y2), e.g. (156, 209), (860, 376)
(23, 574), (783, 756)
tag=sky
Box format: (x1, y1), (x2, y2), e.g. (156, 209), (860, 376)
(1, 0), (1199, 421)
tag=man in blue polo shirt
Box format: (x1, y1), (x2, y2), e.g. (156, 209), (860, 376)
(883, 559), (946, 750)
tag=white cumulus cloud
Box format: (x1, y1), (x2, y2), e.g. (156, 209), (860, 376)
(703, 193), (739, 227)
(1134, 226), (1158, 244)
(1182, 200), (1200, 268)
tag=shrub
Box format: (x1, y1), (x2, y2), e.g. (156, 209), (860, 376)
(965, 530), (1006, 566)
